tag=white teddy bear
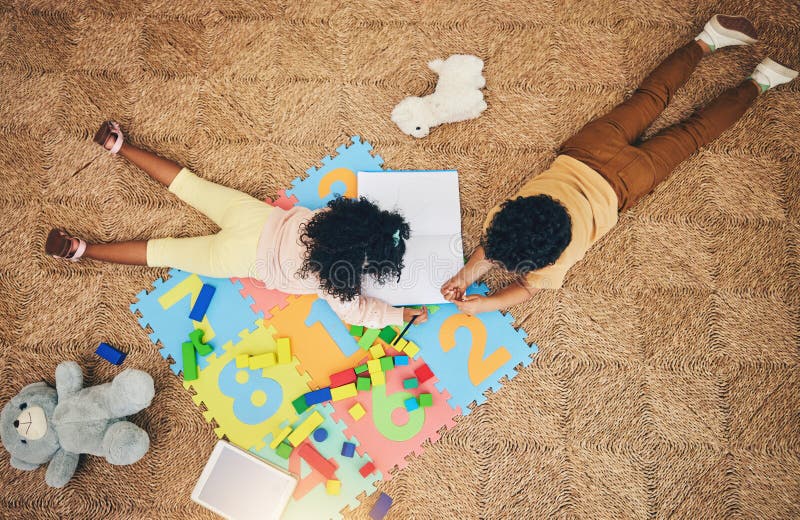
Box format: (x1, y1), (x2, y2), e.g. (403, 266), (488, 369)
(391, 54), (487, 138)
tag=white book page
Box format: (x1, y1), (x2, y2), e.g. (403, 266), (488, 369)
(358, 171), (464, 305)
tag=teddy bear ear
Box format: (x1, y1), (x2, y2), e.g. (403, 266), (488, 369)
(11, 457), (40, 471)
(19, 382), (50, 395)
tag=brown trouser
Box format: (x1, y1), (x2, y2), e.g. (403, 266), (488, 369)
(561, 41), (760, 211)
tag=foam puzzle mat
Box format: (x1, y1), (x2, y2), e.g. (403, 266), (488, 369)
(130, 136), (537, 519)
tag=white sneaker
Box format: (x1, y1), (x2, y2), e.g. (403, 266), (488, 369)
(750, 58), (798, 92)
(695, 14), (758, 51)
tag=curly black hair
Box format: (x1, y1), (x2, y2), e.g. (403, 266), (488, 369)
(483, 195), (572, 275)
(299, 196), (411, 301)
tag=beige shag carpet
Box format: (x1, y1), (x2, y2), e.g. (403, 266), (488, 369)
(1, 0), (798, 518)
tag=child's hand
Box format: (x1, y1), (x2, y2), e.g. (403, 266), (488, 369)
(403, 306), (428, 324)
(441, 275), (467, 302)
(454, 295), (489, 316)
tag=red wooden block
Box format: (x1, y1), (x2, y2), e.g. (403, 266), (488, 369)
(359, 461), (376, 478)
(298, 443), (337, 479)
(330, 368), (357, 387)
(414, 364), (434, 384)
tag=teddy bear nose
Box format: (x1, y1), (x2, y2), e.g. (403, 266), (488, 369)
(13, 420), (19, 428)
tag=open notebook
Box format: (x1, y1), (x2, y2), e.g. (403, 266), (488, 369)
(358, 170), (464, 306)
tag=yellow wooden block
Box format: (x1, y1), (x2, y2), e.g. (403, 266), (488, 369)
(369, 344), (385, 359)
(371, 371), (386, 386)
(276, 337), (291, 364)
(249, 352), (276, 369)
(367, 359), (382, 374)
(404, 341), (420, 358)
(348, 403), (366, 421)
(326, 479), (341, 495)
(330, 383), (357, 401)
(287, 411), (324, 446)
(394, 338), (408, 352)
(235, 354), (249, 368)
(269, 426), (293, 450)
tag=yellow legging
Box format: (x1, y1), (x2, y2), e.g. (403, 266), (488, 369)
(146, 168), (273, 278)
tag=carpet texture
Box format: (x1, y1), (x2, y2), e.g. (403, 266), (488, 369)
(1, 0), (798, 518)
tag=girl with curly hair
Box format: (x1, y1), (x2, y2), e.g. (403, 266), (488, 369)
(442, 15), (796, 314)
(46, 122), (427, 328)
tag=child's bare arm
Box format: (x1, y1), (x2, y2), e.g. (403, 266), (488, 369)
(441, 246), (494, 301)
(454, 281), (538, 315)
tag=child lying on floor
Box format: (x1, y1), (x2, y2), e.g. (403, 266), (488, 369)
(442, 14), (797, 313)
(46, 123), (428, 328)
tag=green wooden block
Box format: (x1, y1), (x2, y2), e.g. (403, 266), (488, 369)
(419, 393), (433, 407)
(276, 442), (293, 459)
(403, 377), (418, 389)
(378, 326), (397, 343)
(357, 328), (380, 350)
(182, 342), (198, 381)
(355, 363), (369, 374)
(292, 395), (309, 415)
(379, 357), (394, 371)
(189, 329), (213, 356)
(349, 325), (365, 337)
(356, 377), (371, 391)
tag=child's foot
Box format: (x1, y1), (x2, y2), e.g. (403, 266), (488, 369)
(45, 228), (87, 262)
(93, 120), (124, 154)
(695, 15), (758, 52)
(750, 58), (798, 93)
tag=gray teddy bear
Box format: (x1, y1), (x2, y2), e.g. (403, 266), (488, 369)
(0, 361), (155, 488)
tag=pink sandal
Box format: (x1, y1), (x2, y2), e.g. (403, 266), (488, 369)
(45, 228), (87, 262)
(92, 120), (124, 154)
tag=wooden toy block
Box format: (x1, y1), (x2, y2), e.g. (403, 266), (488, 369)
(394, 355), (409, 366)
(419, 393), (433, 407)
(304, 387), (332, 405)
(297, 442), (336, 478)
(403, 377), (418, 389)
(359, 461), (376, 478)
(292, 395), (310, 415)
(403, 341), (420, 358)
(357, 328), (381, 350)
(189, 283), (215, 321)
(404, 397), (419, 412)
(378, 326), (397, 344)
(349, 325), (365, 337)
(235, 354), (249, 368)
(313, 427), (328, 442)
(371, 371), (386, 386)
(189, 329), (212, 355)
(348, 403), (366, 421)
(394, 338), (408, 352)
(379, 357), (394, 371)
(330, 368), (357, 387)
(356, 376), (371, 391)
(414, 363), (434, 383)
(275, 442), (293, 459)
(341, 441), (356, 458)
(326, 479), (341, 495)
(367, 359), (382, 374)
(269, 426), (293, 450)
(355, 363), (369, 374)
(181, 342), (198, 381)
(249, 352), (276, 370)
(370, 492), (393, 520)
(369, 344), (385, 359)
(288, 411), (324, 446)
(95, 342), (126, 366)
(276, 337), (291, 364)
(331, 383), (357, 401)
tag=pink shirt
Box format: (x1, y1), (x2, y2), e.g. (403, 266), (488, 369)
(255, 206), (404, 328)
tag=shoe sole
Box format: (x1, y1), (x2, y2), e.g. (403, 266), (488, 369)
(710, 14), (758, 44)
(92, 120), (114, 148)
(45, 228), (70, 257)
(760, 57), (799, 81)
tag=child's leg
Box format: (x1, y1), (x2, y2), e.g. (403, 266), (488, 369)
(116, 141), (182, 187)
(84, 241), (148, 265)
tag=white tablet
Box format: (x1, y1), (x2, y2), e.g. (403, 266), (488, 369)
(191, 441), (297, 520)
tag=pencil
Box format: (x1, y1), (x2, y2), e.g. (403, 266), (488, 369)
(392, 313), (419, 345)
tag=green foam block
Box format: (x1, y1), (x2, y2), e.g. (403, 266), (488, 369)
(356, 377), (371, 391)
(349, 325), (365, 337)
(378, 326), (397, 343)
(182, 342), (198, 381)
(357, 328), (380, 350)
(292, 395), (309, 415)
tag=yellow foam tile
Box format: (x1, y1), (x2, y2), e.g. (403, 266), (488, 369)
(235, 354), (249, 368)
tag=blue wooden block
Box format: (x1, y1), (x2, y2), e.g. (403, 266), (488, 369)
(341, 441), (356, 458)
(188, 284), (216, 321)
(404, 397), (419, 412)
(312, 427), (328, 442)
(394, 355), (409, 366)
(370, 492), (393, 520)
(95, 342), (126, 365)
(304, 387), (332, 406)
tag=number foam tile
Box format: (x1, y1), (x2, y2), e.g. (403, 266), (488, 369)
(329, 348), (461, 479)
(285, 135), (384, 210)
(129, 269), (263, 375)
(187, 319), (314, 451)
(253, 403), (382, 520)
(404, 284), (537, 413)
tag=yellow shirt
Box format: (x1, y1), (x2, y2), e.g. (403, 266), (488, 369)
(483, 155), (619, 289)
